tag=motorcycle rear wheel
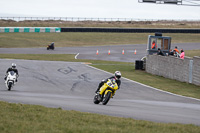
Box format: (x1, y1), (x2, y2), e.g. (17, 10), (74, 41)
(102, 91), (111, 105)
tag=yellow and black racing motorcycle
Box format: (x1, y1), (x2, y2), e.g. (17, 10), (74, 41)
(93, 78), (118, 105)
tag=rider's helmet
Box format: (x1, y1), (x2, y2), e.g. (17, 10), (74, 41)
(11, 63), (16, 68)
(114, 71), (121, 80)
(51, 42), (54, 46)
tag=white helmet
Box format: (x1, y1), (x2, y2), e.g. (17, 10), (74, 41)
(114, 71), (121, 80)
(12, 63), (16, 68)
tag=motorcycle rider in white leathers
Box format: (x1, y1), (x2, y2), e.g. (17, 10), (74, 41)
(4, 63), (19, 82)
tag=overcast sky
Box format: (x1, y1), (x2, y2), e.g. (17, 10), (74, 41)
(0, 0), (200, 20)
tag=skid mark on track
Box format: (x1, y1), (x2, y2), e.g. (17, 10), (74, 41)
(32, 73), (57, 86)
(57, 67), (91, 91)
(19, 65), (31, 70)
(58, 67), (77, 75)
(78, 73), (91, 82)
(71, 73), (91, 91)
(20, 65), (57, 86)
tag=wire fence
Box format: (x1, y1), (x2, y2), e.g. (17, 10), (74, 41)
(0, 17), (200, 22)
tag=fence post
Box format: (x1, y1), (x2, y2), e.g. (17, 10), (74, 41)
(189, 60), (193, 83)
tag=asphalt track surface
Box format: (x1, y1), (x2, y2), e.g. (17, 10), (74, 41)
(0, 43), (200, 125)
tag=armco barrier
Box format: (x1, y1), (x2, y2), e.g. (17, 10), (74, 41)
(61, 28), (200, 33)
(0, 27), (61, 33)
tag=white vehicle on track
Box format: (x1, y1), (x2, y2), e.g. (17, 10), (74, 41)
(5, 71), (17, 91)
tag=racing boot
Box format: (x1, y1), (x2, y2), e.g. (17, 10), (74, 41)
(97, 94), (103, 101)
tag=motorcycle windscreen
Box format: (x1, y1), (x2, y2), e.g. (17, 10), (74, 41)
(9, 71), (15, 76)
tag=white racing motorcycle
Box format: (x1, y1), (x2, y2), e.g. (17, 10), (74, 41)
(5, 71), (17, 91)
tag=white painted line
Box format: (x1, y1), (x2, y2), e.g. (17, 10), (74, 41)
(75, 53), (79, 59)
(86, 65), (200, 102)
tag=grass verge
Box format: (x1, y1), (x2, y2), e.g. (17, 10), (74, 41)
(0, 33), (200, 48)
(1, 101), (200, 133)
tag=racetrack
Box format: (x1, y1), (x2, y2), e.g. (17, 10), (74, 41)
(0, 59), (200, 125)
(1, 42), (200, 125)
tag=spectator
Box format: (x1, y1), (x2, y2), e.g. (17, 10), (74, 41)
(151, 41), (157, 49)
(173, 50), (180, 57)
(174, 46), (179, 53)
(180, 49), (185, 59)
(157, 48), (165, 56)
(169, 49), (174, 56)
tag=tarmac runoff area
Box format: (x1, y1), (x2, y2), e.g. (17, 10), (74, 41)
(0, 58), (200, 126)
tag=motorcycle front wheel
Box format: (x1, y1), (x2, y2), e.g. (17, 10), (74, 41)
(8, 82), (12, 91)
(102, 91), (111, 105)
(93, 95), (100, 104)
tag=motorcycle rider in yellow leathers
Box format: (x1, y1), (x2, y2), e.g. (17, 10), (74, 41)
(95, 71), (121, 97)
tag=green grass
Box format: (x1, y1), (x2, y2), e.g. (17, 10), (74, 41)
(185, 50), (200, 57)
(0, 54), (130, 64)
(1, 33), (200, 48)
(1, 101), (200, 133)
(0, 32), (147, 48)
